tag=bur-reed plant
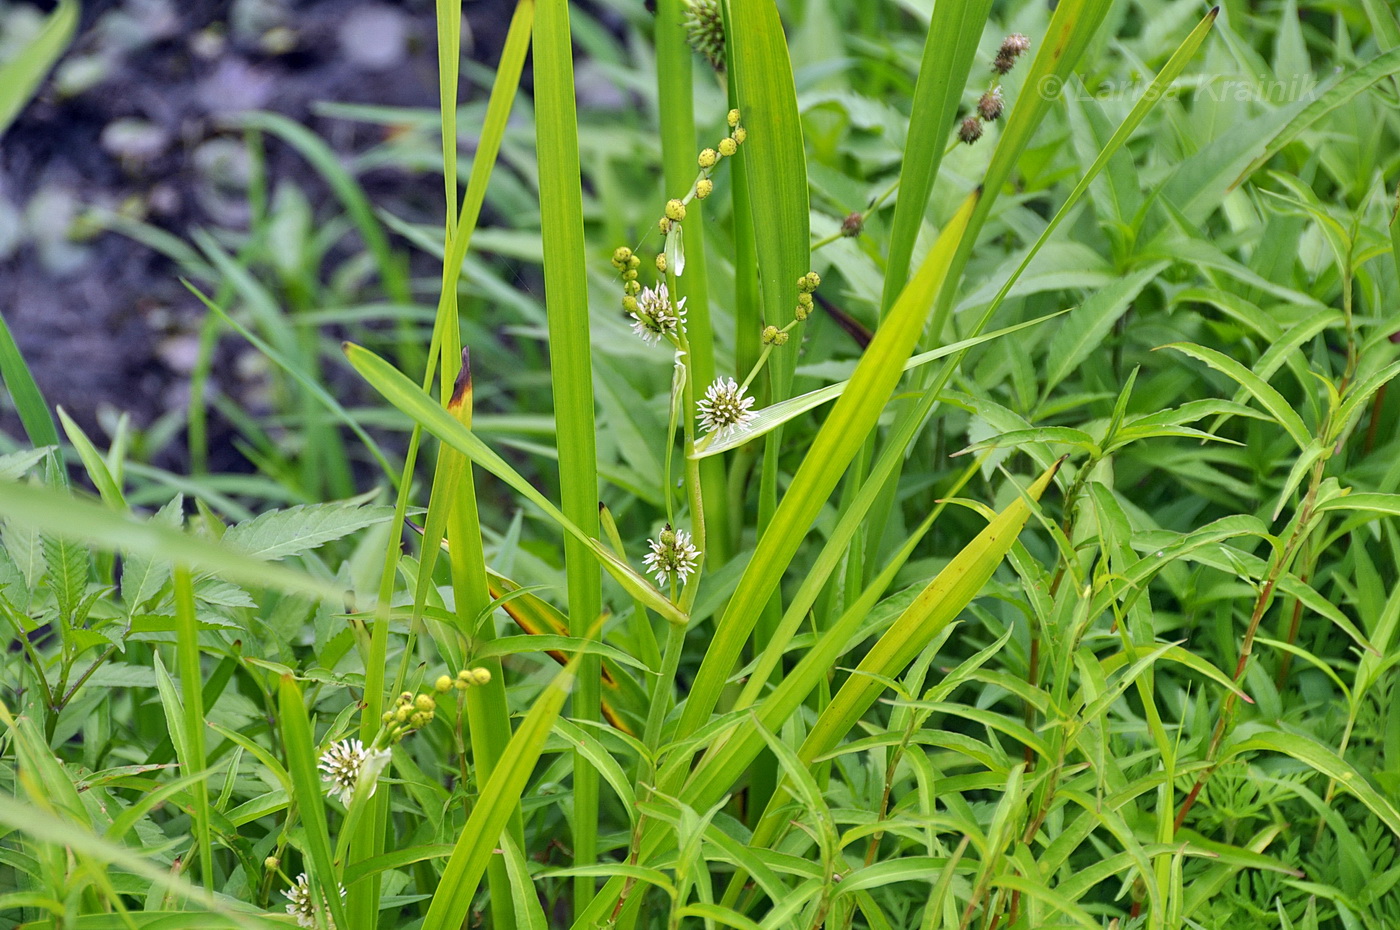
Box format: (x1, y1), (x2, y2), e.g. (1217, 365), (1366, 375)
(3, 0), (1400, 928)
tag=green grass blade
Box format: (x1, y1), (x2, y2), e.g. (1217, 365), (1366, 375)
(277, 675), (349, 930)
(57, 408), (126, 509)
(534, 0), (603, 911)
(728, 0), (808, 349)
(880, 0), (995, 315)
(674, 189), (978, 743)
(929, 0), (1117, 339)
(0, 311), (61, 462)
(0, 0), (76, 136)
(0, 480), (346, 602)
(419, 658), (577, 930)
(172, 567), (213, 890)
(1227, 730), (1400, 837)
(735, 458), (1062, 868)
(184, 281), (399, 488)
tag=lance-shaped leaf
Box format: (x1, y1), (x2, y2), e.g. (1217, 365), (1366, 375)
(690, 311), (1066, 458)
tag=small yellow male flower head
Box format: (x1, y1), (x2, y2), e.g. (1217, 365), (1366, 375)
(794, 303), (810, 322)
(804, 271), (821, 290)
(699, 148), (719, 169)
(265, 856), (280, 870)
(434, 675), (453, 693)
(718, 137), (738, 157)
(665, 199), (687, 222)
(469, 668), (492, 685)
(659, 216), (672, 235)
(394, 705), (412, 723)
(628, 254), (641, 270)
(622, 295), (639, 314)
(731, 126), (747, 145)
(624, 279), (641, 297)
(612, 246), (633, 268)
(655, 252), (668, 273)
(695, 178), (714, 199)
(761, 324), (781, 345)
(381, 710), (394, 724)
(409, 711), (428, 728)
(399, 691), (413, 704)
(414, 694), (436, 712)
(958, 116), (983, 144)
(623, 268), (638, 282)
(727, 108), (740, 127)
(797, 292), (814, 311)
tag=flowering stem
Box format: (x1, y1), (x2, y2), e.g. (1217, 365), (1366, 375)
(667, 266), (707, 614)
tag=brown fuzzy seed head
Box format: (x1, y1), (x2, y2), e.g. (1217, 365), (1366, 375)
(841, 212), (864, 237)
(958, 116), (983, 144)
(978, 88), (1004, 121)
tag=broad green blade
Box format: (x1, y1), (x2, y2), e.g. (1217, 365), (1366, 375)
(0, 0), (76, 136)
(277, 675), (350, 930)
(418, 657), (578, 930)
(880, 0), (995, 315)
(534, 0), (603, 912)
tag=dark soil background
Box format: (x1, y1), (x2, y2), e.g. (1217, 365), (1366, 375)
(0, 0), (516, 471)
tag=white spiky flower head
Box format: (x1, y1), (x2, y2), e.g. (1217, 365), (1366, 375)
(284, 873), (345, 929)
(643, 524), (701, 586)
(317, 738), (391, 806)
(697, 377), (756, 439)
(630, 282), (686, 345)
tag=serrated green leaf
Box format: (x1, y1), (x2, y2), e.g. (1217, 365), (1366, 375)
(221, 501), (395, 561)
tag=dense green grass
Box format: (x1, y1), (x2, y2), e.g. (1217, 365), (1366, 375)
(3, 0), (1400, 928)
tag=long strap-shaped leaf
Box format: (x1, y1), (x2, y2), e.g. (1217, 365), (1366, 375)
(278, 675), (350, 930)
(673, 189), (980, 743)
(533, 0), (605, 913)
(418, 655), (578, 930)
(880, 0), (995, 317)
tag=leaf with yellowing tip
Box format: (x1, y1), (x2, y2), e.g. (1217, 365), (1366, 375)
(344, 341), (687, 627)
